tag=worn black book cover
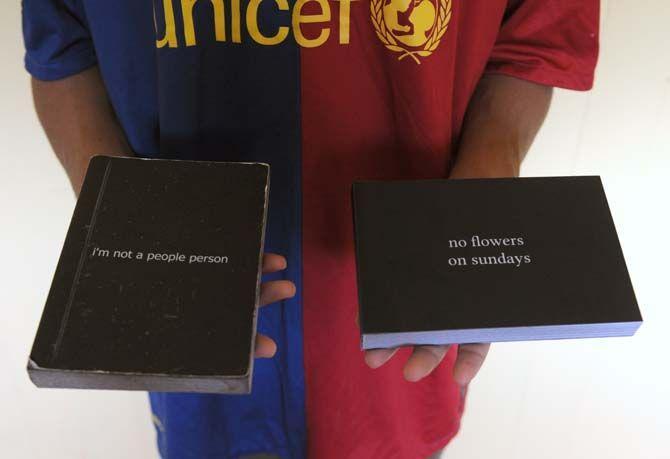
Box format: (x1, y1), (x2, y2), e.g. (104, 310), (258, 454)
(352, 177), (642, 349)
(28, 156), (269, 393)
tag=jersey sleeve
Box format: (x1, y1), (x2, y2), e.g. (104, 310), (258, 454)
(485, 0), (600, 90)
(22, 0), (97, 81)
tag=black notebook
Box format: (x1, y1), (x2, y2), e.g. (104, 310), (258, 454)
(352, 176), (642, 349)
(28, 156), (270, 393)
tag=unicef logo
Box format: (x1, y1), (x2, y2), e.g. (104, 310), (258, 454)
(371, 0), (452, 63)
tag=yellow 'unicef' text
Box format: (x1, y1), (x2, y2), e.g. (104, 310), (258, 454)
(155, 0), (354, 48)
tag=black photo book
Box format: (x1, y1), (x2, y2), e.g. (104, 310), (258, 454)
(28, 156), (270, 394)
(352, 176), (642, 350)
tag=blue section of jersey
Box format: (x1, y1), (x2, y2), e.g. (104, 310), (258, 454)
(22, 1), (306, 457)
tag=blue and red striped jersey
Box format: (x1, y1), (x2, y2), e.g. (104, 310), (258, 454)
(22, 1), (599, 457)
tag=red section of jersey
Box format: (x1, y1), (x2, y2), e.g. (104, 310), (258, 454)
(486, 0), (600, 90)
(299, 1), (598, 457)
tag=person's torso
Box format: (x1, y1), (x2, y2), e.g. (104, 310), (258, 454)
(80, 1), (509, 457)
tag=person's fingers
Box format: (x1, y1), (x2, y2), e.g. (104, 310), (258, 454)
(259, 280), (296, 307)
(253, 255), (288, 359)
(364, 348), (399, 368)
(403, 345), (450, 382)
(262, 253), (287, 273)
(254, 334), (277, 358)
(452, 343), (490, 386)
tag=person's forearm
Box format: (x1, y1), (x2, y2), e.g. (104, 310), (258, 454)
(451, 74), (553, 179)
(32, 66), (133, 195)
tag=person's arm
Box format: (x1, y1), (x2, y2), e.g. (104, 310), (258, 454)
(365, 73), (553, 384)
(31, 66), (133, 195)
(451, 73), (552, 179)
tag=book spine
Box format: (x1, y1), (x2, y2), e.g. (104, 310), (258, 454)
(247, 164), (270, 393)
(29, 156), (113, 367)
(351, 183), (368, 347)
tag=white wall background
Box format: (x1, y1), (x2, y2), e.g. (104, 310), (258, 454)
(1, 1), (668, 458)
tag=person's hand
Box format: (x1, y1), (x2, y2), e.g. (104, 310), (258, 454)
(364, 342), (490, 385)
(360, 296), (490, 385)
(254, 253), (296, 358)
